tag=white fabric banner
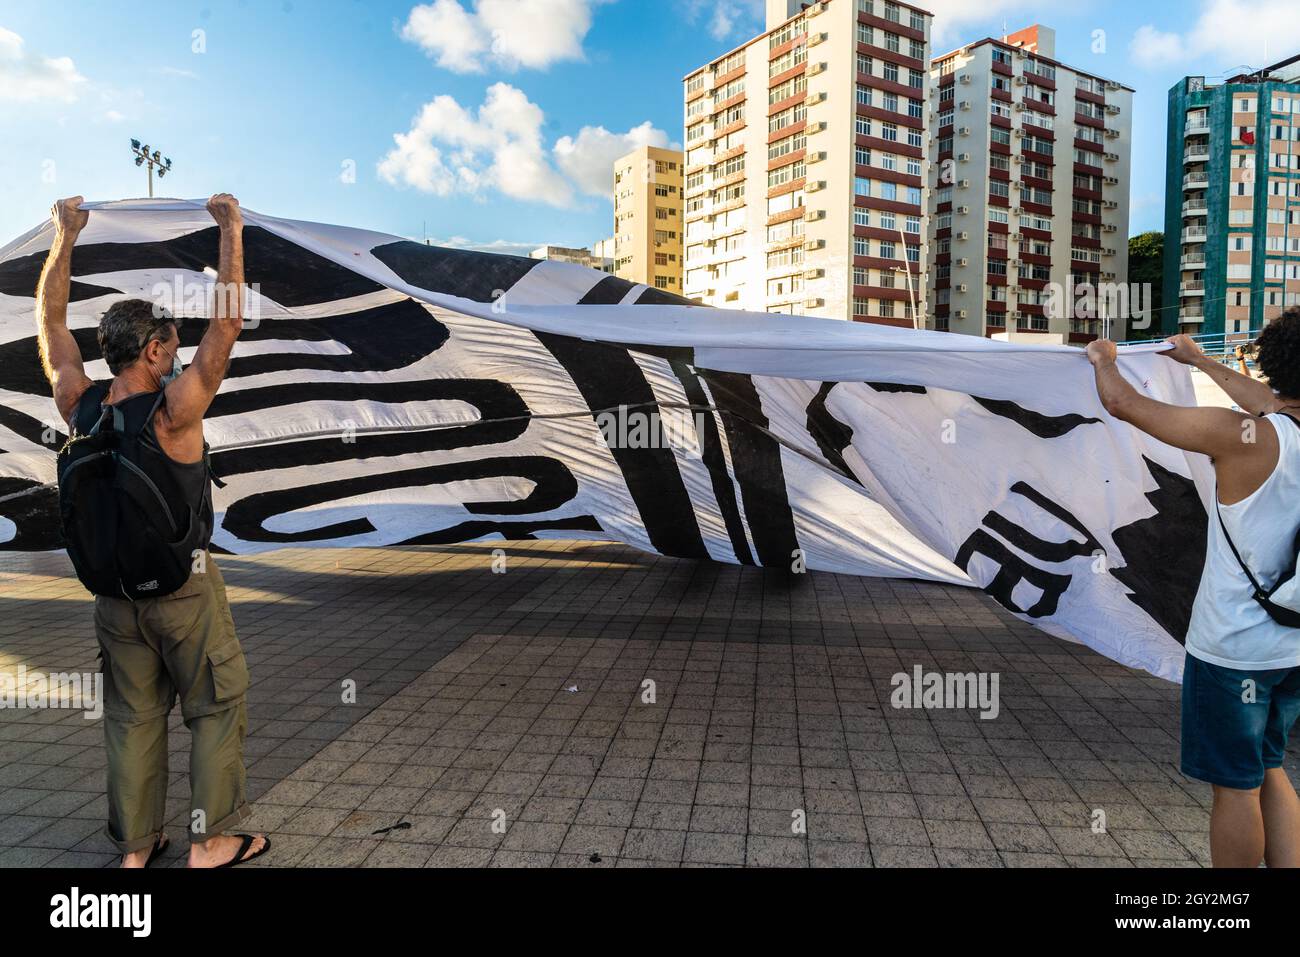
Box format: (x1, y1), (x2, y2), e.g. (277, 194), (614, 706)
(0, 200), (1213, 681)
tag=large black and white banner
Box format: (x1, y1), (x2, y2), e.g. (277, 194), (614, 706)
(0, 200), (1211, 681)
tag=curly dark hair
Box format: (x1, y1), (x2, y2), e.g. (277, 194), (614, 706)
(97, 299), (180, 375)
(1255, 308), (1300, 400)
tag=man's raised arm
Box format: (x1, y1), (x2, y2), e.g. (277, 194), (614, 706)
(161, 193), (244, 427)
(1086, 338), (1258, 463)
(1167, 334), (1281, 415)
(37, 196), (94, 426)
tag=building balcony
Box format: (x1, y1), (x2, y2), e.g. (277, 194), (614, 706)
(1184, 119), (1210, 135)
(1181, 255), (1206, 270)
(1184, 145), (1210, 163)
(1179, 309), (1205, 323)
(1183, 173), (1209, 190)
(1180, 281), (1206, 296)
(1182, 227), (1208, 243)
(1182, 200), (1208, 216)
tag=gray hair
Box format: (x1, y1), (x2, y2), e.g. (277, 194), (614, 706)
(97, 299), (181, 376)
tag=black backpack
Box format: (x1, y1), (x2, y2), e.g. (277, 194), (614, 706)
(57, 387), (213, 600)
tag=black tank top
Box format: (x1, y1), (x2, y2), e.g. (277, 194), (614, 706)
(72, 387), (214, 550)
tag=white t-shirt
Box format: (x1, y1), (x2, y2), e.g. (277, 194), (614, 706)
(1186, 413), (1300, 670)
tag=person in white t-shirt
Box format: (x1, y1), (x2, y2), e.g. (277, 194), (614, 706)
(1088, 311), (1300, 868)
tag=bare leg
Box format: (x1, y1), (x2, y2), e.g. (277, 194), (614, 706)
(1260, 768), (1300, 868)
(120, 832), (166, 868)
(1210, 785), (1265, 868)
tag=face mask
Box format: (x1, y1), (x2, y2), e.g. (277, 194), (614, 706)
(157, 345), (182, 387)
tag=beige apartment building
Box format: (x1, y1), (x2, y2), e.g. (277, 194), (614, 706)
(928, 26), (1134, 341)
(612, 145), (685, 293)
(682, 0), (933, 325)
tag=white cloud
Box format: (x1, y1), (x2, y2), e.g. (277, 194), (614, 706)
(431, 235), (544, 257)
(0, 27), (86, 101)
(554, 121), (669, 197)
(683, 0), (1044, 51)
(400, 0), (602, 73)
(678, 0), (762, 41)
(1131, 0), (1300, 70)
(378, 82), (669, 208)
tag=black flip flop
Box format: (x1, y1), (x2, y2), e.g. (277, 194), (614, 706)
(144, 834), (169, 868)
(216, 834), (271, 868)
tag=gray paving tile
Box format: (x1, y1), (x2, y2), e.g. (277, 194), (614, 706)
(3, 542), (1290, 871)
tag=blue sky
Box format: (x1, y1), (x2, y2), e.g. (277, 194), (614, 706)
(1, 0), (1297, 252)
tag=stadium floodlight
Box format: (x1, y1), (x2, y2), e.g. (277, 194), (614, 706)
(129, 139), (175, 198)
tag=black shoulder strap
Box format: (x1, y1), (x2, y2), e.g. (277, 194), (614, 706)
(135, 389), (169, 441)
(1216, 499), (1264, 597)
(73, 383), (113, 437)
(133, 388), (227, 490)
(1219, 413), (1300, 598)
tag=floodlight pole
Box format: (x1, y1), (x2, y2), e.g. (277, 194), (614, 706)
(129, 140), (174, 198)
(898, 223), (919, 330)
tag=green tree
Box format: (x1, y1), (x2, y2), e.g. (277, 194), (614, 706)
(1127, 231), (1164, 339)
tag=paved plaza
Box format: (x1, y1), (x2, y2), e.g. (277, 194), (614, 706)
(2, 541), (1285, 868)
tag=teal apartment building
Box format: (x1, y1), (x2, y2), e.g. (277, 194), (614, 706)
(1163, 55), (1300, 338)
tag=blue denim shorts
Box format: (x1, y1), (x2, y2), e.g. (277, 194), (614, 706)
(1181, 652), (1300, 790)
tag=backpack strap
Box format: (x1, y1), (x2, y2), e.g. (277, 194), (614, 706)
(1220, 412), (1300, 596)
(135, 388), (228, 490)
(72, 383), (112, 437)
(1216, 499), (1268, 599)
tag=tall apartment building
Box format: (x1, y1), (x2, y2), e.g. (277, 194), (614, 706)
(682, 0), (932, 325)
(612, 145), (685, 293)
(929, 26), (1134, 341)
(529, 244), (614, 273)
(1163, 55), (1300, 338)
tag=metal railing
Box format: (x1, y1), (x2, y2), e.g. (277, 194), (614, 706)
(1117, 329), (1263, 359)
